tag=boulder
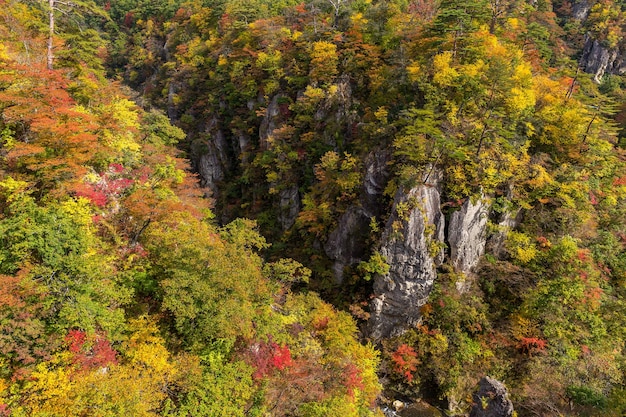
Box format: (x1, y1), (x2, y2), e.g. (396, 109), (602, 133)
(469, 377), (515, 417)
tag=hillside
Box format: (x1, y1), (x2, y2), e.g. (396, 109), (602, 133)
(1, 0), (626, 416)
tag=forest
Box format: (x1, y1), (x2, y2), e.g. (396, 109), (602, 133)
(0, 0), (625, 416)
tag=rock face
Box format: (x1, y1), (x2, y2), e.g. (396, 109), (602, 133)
(279, 186), (300, 231)
(369, 172), (445, 340)
(194, 122), (230, 198)
(580, 37), (625, 82)
(324, 151), (390, 283)
(259, 95), (283, 150)
(571, 0), (592, 21)
(325, 206), (372, 282)
(448, 196), (489, 276)
(469, 377), (515, 417)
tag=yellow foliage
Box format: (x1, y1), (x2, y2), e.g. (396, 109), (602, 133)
(510, 314), (536, 340)
(533, 75), (564, 108)
(479, 29), (507, 57)
(462, 59), (485, 77)
(432, 52), (458, 86)
(406, 60), (421, 82)
(507, 17), (520, 30)
(350, 12), (368, 26)
(106, 98), (140, 130)
(16, 352), (76, 416)
(506, 231), (538, 264)
(256, 50), (283, 73)
(309, 41), (338, 84)
(526, 164), (554, 189)
(303, 85), (326, 102)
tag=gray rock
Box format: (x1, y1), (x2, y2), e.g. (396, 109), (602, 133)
(324, 151), (390, 283)
(194, 122), (230, 198)
(580, 37), (621, 83)
(488, 188), (522, 259)
(325, 206), (372, 283)
(259, 95), (283, 150)
(448, 196), (489, 275)
(279, 186), (300, 231)
(469, 377), (514, 417)
(363, 150), (389, 206)
(197, 146), (224, 195)
(571, 0), (592, 21)
(579, 33), (626, 83)
(369, 171), (445, 340)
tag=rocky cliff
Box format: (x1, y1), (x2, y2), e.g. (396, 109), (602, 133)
(324, 151), (390, 283)
(369, 180), (494, 338)
(580, 36), (626, 83)
(469, 377), (515, 417)
(368, 171), (445, 340)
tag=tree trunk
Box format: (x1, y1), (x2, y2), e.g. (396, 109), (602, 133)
(47, 0), (54, 70)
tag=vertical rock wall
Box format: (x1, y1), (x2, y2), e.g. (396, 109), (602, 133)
(448, 196), (489, 275)
(324, 151), (390, 283)
(369, 172), (445, 340)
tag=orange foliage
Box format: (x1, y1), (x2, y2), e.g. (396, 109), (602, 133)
(391, 344), (419, 382)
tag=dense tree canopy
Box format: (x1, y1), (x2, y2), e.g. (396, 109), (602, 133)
(1, 0), (626, 415)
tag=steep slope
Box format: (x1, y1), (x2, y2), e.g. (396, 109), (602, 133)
(35, 0), (626, 415)
(0, 1), (381, 415)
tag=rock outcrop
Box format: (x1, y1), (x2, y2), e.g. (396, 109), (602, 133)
(193, 121), (230, 198)
(580, 37), (626, 83)
(469, 377), (515, 417)
(279, 186), (300, 231)
(448, 196), (489, 276)
(369, 171), (445, 340)
(324, 151), (390, 283)
(571, 0), (592, 21)
(259, 95), (283, 150)
(325, 206), (372, 282)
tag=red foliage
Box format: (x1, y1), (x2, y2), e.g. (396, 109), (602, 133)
(271, 344), (293, 371)
(613, 175), (626, 186)
(65, 330), (118, 370)
(124, 12), (134, 28)
(344, 363), (364, 397)
(581, 344), (591, 356)
(517, 337), (547, 356)
(312, 316), (329, 331)
(75, 184), (108, 207)
(246, 340), (293, 379)
(294, 2), (307, 14)
(66, 329), (87, 354)
(537, 236), (551, 249)
(109, 163), (124, 173)
(391, 344), (419, 383)
(583, 287), (603, 309)
(74, 165), (135, 208)
(577, 249), (590, 262)
(0, 404), (9, 417)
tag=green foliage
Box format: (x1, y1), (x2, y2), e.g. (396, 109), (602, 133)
(357, 252), (389, 281)
(5, 0), (626, 415)
(174, 354), (260, 417)
(263, 258), (311, 285)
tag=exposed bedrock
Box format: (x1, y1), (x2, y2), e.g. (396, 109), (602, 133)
(324, 151), (390, 283)
(469, 377), (515, 417)
(368, 171), (445, 340)
(279, 186), (301, 231)
(193, 118), (230, 198)
(580, 36), (626, 83)
(448, 196), (490, 276)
